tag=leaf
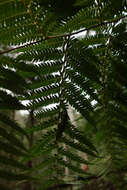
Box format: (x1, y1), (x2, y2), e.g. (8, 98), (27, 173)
(65, 125), (98, 153)
(0, 170), (35, 181)
(0, 112), (28, 137)
(0, 126), (27, 151)
(0, 155), (29, 170)
(0, 140), (27, 157)
(60, 136), (98, 157)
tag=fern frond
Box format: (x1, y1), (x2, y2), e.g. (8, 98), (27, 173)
(0, 112), (27, 137)
(29, 74), (60, 90)
(0, 169), (35, 181)
(0, 90), (26, 110)
(0, 67), (27, 94)
(59, 159), (86, 174)
(64, 82), (95, 125)
(0, 0), (126, 188)
(60, 136), (97, 157)
(25, 84), (60, 101)
(58, 147), (89, 165)
(0, 126), (27, 151)
(56, 6), (99, 34)
(64, 125), (97, 153)
(66, 69), (99, 102)
(17, 47), (63, 62)
(27, 94), (59, 110)
(0, 155), (28, 170)
(26, 117), (58, 133)
(35, 106), (59, 119)
(0, 140), (27, 157)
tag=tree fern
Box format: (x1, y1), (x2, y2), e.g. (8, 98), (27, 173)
(0, 0), (127, 189)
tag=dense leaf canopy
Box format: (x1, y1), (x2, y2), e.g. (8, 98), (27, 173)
(0, 0), (127, 189)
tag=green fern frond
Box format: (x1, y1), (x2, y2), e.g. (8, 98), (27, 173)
(59, 159), (87, 174)
(0, 67), (27, 94)
(0, 169), (36, 181)
(0, 0), (126, 188)
(0, 126), (27, 151)
(26, 117), (58, 133)
(17, 47), (63, 62)
(35, 106), (59, 119)
(58, 147), (89, 165)
(0, 140), (27, 157)
(0, 90), (26, 110)
(64, 82), (95, 124)
(66, 69), (99, 102)
(0, 112), (27, 136)
(29, 74), (60, 89)
(0, 155), (29, 170)
(56, 7), (99, 34)
(60, 136), (97, 157)
(27, 94), (59, 110)
(65, 125), (97, 153)
(24, 84), (60, 101)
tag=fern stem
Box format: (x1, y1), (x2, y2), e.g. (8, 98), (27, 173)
(101, 25), (115, 163)
(56, 36), (70, 141)
(54, 36), (71, 184)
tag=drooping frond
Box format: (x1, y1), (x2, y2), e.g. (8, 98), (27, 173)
(0, 0), (127, 189)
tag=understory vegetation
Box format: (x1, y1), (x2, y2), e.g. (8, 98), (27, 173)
(0, 0), (127, 189)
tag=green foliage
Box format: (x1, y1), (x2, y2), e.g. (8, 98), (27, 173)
(0, 0), (127, 189)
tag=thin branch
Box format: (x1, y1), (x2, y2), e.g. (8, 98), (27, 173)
(0, 15), (126, 55)
(69, 15), (126, 37)
(0, 40), (42, 55)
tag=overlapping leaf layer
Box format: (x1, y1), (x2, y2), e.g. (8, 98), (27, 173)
(0, 0), (127, 189)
